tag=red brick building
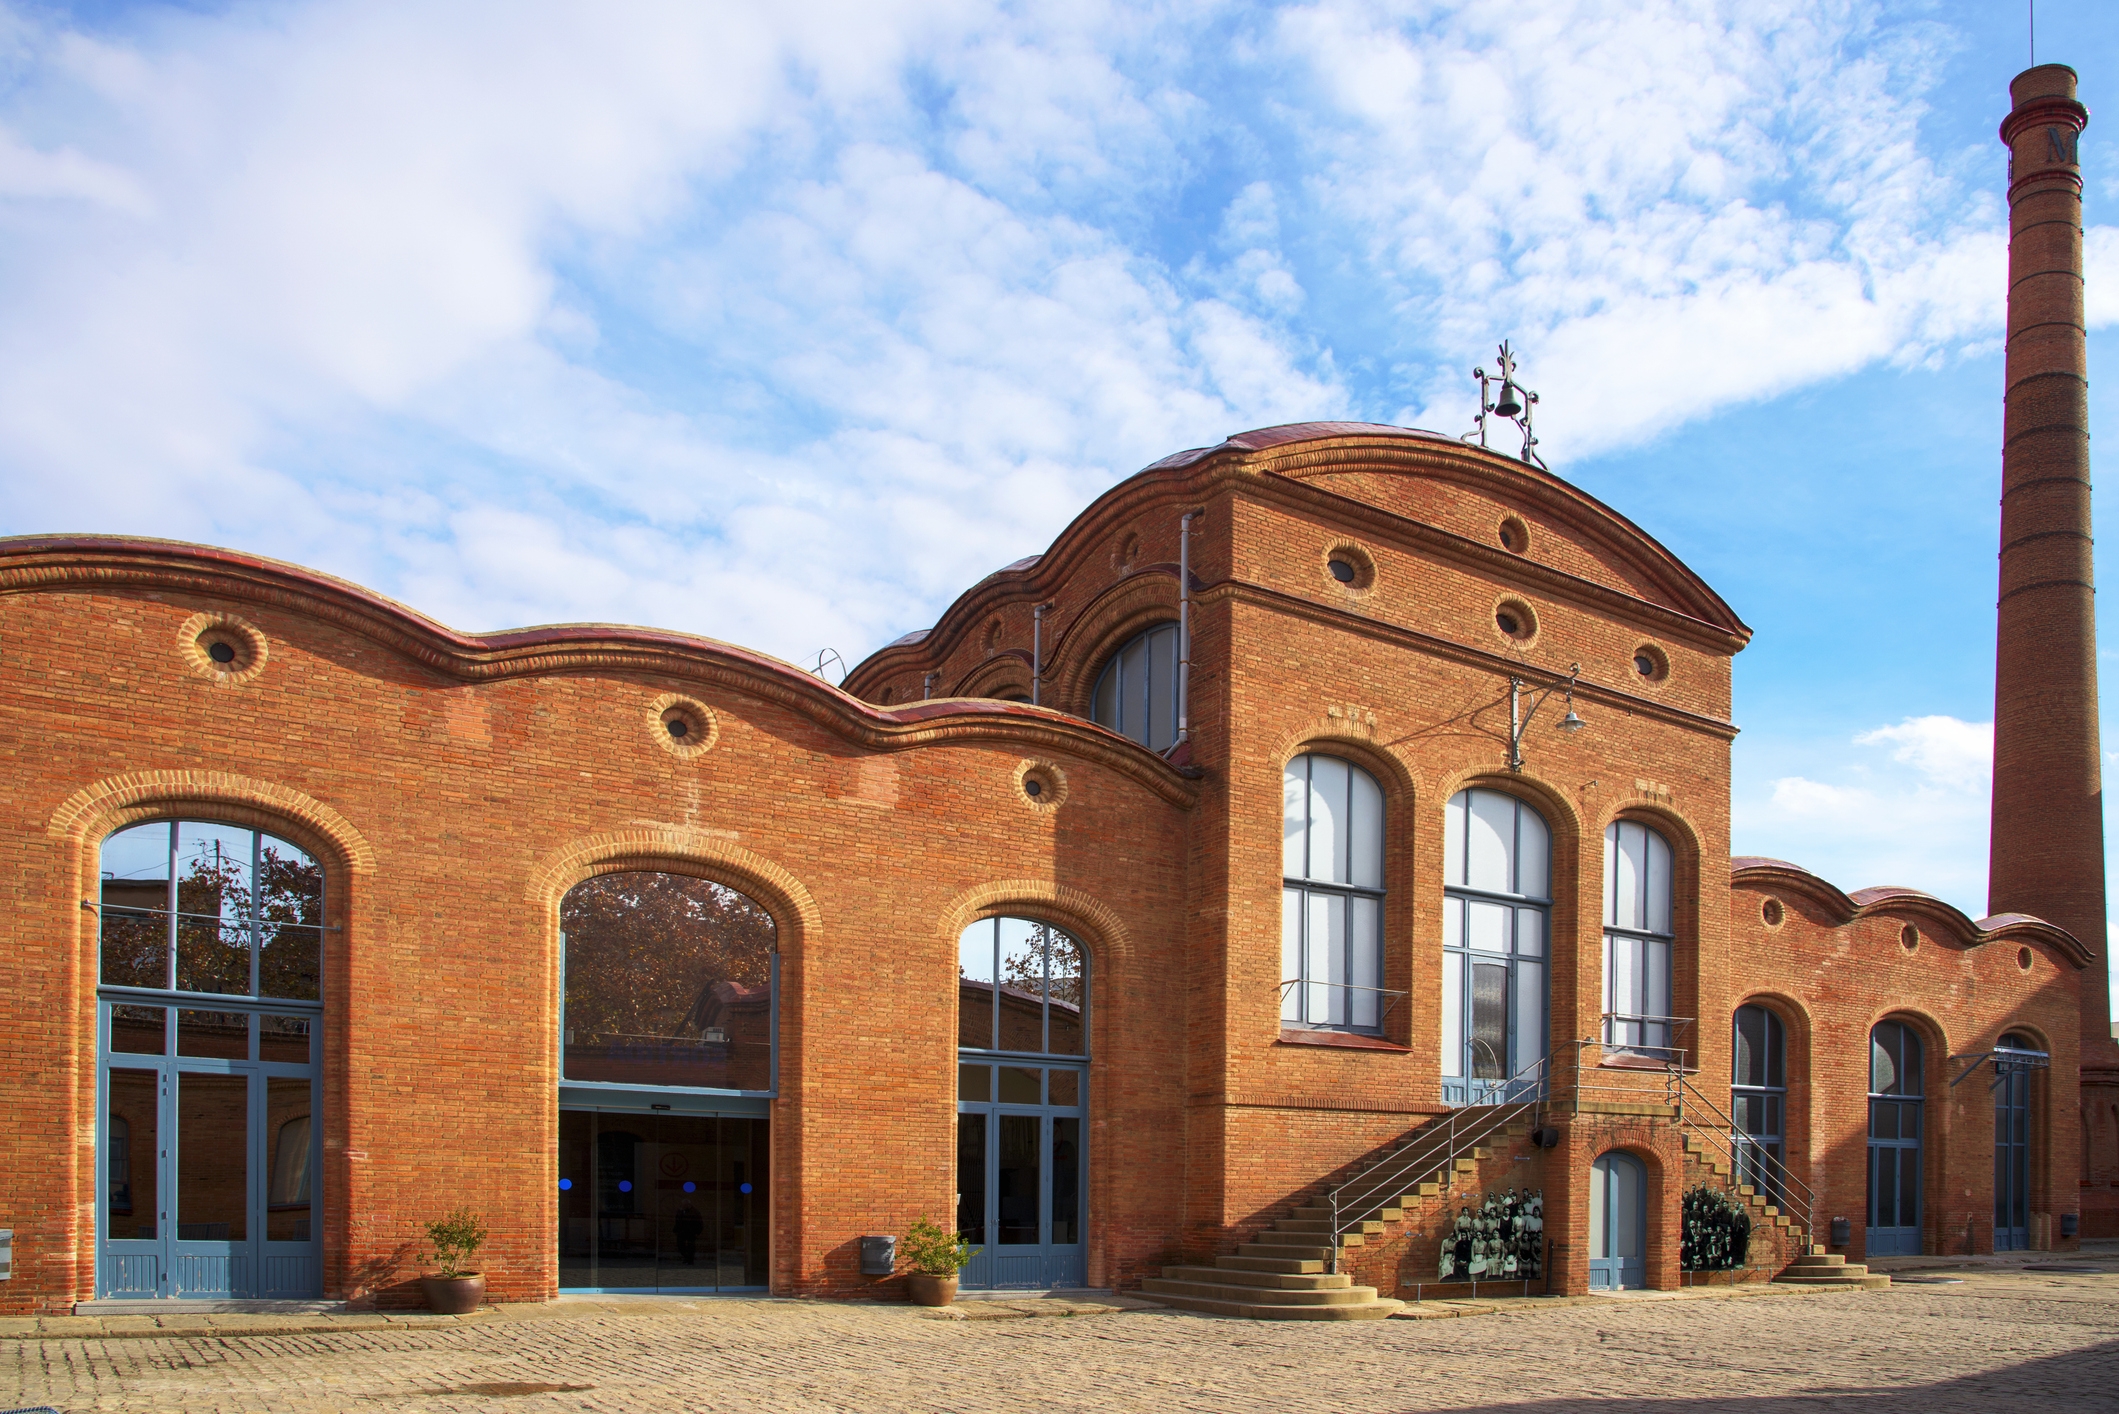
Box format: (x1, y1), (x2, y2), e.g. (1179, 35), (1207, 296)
(0, 64), (2103, 1317)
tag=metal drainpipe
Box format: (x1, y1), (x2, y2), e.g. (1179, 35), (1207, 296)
(1032, 603), (1051, 706)
(923, 671), (939, 701)
(1177, 510), (1201, 746)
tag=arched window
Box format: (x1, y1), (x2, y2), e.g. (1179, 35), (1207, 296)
(1995, 1030), (2042, 1252)
(560, 872), (778, 1093)
(956, 916), (1087, 1057)
(1603, 820), (1674, 1056)
(95, 818), (325, 1299)
(956, 917), (1088, 1290)
(1441, 789), (1548, 1101)
(1282, 756), (1386, 1033)
(1867, 1019), (1924, 1256)
(1091, 622), (1180, 751)
(1732, 1005), (1786, 1205)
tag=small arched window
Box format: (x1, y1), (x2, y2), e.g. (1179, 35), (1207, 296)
(1282, 755), (1385, 1033)
(1732, 1005), (1786, 1205)
(1091, 623), (1180, 751)
(1603, 820), (1674, 1056)
(958, 917), (1086, 1056)
(1441, 789), (1549, 1100)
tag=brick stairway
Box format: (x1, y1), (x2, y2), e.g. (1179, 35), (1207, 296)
(1140, 1129), (1514, 1320)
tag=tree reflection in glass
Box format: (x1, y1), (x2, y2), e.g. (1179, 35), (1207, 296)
(561, 872), (776, 1091)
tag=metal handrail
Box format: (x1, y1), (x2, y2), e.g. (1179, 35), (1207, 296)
(1276, 978), (1410, 1031)
(1667, 1068), (1816, 1252)
(1324, 1053), (1549, 1273)
(1600, 1013), (1695, 1067)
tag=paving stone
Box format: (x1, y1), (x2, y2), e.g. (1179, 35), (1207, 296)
(4, 1277), (2119, 1411)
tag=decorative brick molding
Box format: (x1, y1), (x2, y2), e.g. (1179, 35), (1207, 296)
(525, 827), (822, 943)
(46, 769), (376, 873)
(1011, 759), (1069, 814)
(1732, 856), (2092, 966)
(939, 878), (1134, 965)
(644, 691), (718, 759)
(176, 610), (270, 687)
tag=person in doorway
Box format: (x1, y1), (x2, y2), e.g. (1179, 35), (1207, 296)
(673, 1201), (705, 1265)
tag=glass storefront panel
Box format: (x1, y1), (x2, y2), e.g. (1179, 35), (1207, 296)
(557, 1109), (769, 1291)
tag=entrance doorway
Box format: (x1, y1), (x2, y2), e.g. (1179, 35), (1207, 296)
(1993, 1032), (2037, 1252)
(98, 1005), (321, 1298)
(557, 1110), (768, 1291)
(1588, 1151), (1646, 1290)
(957, 915), (1088, 1290)
(955, 1061), (1085, 1289)
(1866, 1020), (1924, 1256)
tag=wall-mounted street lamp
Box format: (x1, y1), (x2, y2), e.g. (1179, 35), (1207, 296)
(1465, 340), (1549, 470)
(1509, 662), (1584, 772)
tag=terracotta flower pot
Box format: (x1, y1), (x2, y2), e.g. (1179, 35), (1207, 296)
(906, 1272), (959, 1307)
(420, 1273), (487, 1314)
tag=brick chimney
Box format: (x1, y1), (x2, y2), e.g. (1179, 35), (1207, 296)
(1990, 65), (2108, 1058)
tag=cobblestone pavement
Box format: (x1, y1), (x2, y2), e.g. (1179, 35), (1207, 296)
(6, 1272), (2119, 1414)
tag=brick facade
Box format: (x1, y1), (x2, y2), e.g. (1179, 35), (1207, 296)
(0, 68), (2102, 1315)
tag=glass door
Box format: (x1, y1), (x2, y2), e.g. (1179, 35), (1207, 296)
(1866, 1021), (1924, 1257)
(955, 1062), (1084, 1290)
(1993, 1033), (2036, 1252)
(97, 1003), (320, 1299)
(557, 1109), (769, 1292)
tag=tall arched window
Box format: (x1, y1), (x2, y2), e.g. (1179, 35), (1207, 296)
(1282, 755), (1385, 1033)
(1732, 1005), (1786, 1205)
(1867, 1019), (1924, 1256)
(95, 819), (324, 1300)
(1442, 789), (1548, 1103)
(1994, 1030), (2042, 1252)
(557, 872), (779, 1296)
(956, 917), (1088, 1290)
(1603, 820), (1674, 1056)
(1091, 622), (1180, 751)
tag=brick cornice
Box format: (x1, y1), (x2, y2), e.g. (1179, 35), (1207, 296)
(848, 425), (1750, 690)
(0, 535), (1198, 810)
(1731, 857), (2092, 967)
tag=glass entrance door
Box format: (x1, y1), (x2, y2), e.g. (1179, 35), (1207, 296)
(1993, 1033), (2037, 1252)
(1866, 1021), (1924, 1257)
(955, 1062), (1084, 1289)
(1589, 1151), (1646, 1290)
(557, 1109), (769, 1291)
(97, 1004), (321, 1299)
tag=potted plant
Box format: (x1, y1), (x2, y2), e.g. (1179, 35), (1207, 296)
(901, 1215), (976, 1306)
(420, 1207), (490, 1314)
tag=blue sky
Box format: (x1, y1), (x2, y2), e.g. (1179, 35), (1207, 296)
(2, 1), (2116, 1001)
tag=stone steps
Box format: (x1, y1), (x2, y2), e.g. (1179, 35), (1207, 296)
(1134, 1112), (1523, 1320)
(1773, 1251), (1890, 1290)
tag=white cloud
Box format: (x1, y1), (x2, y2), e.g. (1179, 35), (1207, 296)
(1739, 715), (1992, 909)
(0, 0), (2099, 670)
